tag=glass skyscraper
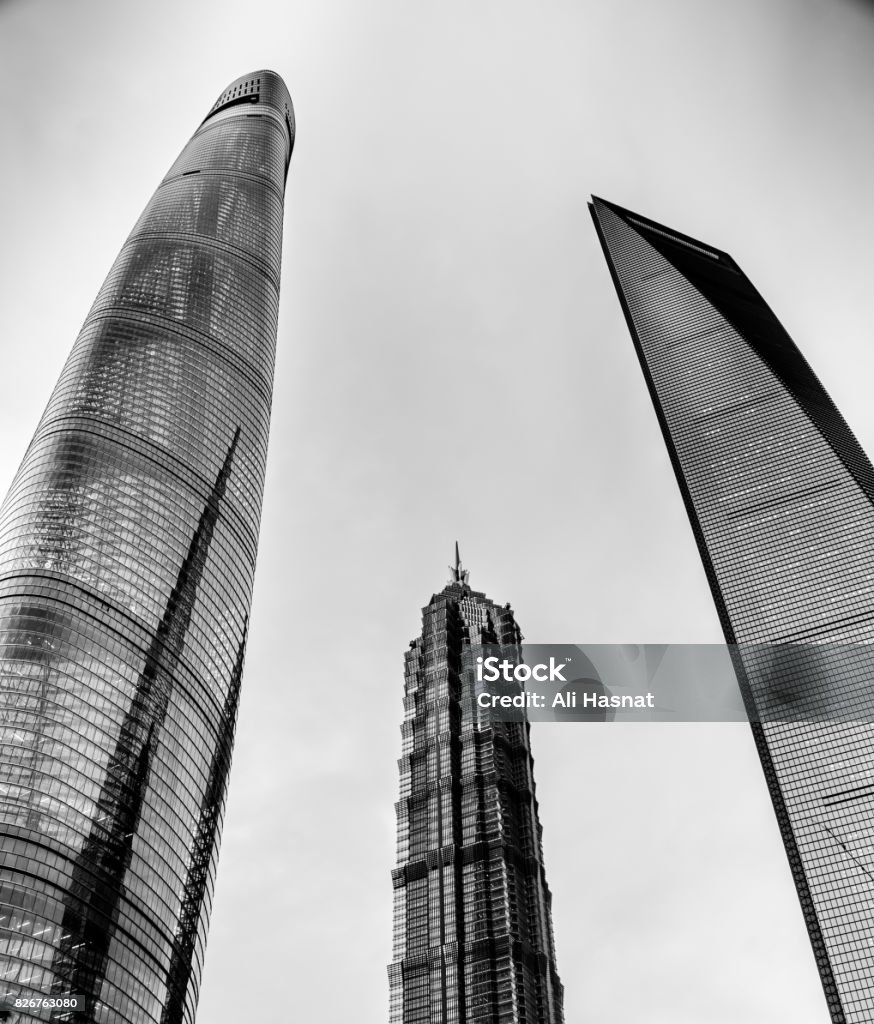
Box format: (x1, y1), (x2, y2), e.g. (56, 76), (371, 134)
(591, 196), (874, 1023)
(0, 71), (293, 1023)
(389, 552), (564, 1024)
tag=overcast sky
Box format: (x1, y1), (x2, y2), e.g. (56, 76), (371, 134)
(2, 1), (874, 1021)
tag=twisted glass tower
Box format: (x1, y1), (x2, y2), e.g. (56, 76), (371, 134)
(389, 552), (564, 1024)
(0, 71), (294, 1024)
(591, 196), (874, 1024)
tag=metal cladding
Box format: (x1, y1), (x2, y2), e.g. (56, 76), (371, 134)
(389, 561), (564, 1024)
(0, 71), (293, 1023)
(591, 195), (874, 1024)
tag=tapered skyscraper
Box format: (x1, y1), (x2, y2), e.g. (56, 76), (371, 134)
(389, 551), (564, 1024)
(0, 72), (294, 1024)
(591, 196), (874, 1023)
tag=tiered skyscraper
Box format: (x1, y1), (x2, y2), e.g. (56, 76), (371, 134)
(0, 71), (294, 1024)
(389, 550), (564, 1024)
(591, 195), (874, 1024)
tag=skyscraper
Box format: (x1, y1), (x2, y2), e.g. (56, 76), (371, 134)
(590, 195), (874, 1023)
(389, 550), (564, 1024)
(0, 71), (294, 1024)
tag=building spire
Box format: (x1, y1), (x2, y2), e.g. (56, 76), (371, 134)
(449, 541), (470, 585)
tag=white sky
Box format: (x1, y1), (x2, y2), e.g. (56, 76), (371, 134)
(1, 0), (874, 1020)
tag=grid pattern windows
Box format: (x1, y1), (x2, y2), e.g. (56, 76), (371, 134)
(0, 70), (293, 1024)
(591, 196), (874, 1024)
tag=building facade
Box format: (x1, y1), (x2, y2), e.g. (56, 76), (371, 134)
(591, 195), (874, 1023)
(389, 553), (564, 1024)
(0, 72), (294, 1024)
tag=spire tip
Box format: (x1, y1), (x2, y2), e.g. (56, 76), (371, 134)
(449, 542), (469, 585)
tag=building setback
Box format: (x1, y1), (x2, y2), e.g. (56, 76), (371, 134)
(591, 195), (874, 1024)
(389, 551), (564, 1024)
(0, 71), (293, 1024)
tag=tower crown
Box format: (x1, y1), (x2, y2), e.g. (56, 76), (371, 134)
(202, 69), (295, 160)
